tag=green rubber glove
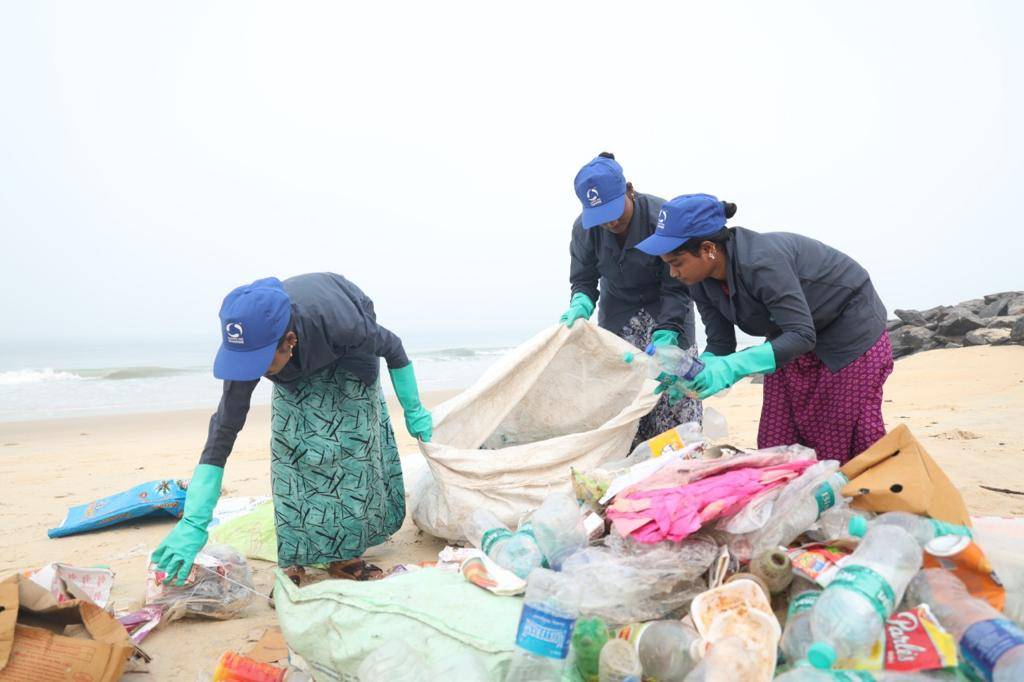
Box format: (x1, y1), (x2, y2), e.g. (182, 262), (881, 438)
(687, 342), (777, 400)
(650, 329), (680, 349)
(151, 463), (223, 585)
(390, 363), (433, 442)
(559, 292), (595, 328)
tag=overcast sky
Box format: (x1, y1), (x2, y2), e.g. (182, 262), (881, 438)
(1, 1), (1021, 347)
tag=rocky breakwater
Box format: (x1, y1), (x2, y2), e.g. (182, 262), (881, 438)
(888, 291), (1024, 358)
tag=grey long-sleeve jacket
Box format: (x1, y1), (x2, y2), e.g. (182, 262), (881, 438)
(690, 227), (887, 371)
(569, 192), (696, 345)
(199, 272), (409, 468)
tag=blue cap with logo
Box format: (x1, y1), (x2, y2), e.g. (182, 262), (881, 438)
(635, 193), (727, 256)
(574, 156), (628, 229)
(213, 277), (293, 381)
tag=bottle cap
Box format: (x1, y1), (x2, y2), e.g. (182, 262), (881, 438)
(623, 352), (635, 364)
(807, 642), (836, 670)
(848, 515), (868, 538)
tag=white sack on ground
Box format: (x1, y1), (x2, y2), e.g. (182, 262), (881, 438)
(411, 322), (659, 541)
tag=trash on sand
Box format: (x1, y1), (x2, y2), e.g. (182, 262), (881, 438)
(23, 561), (114, 607)
(145, 544), (255, 620)
(211, 651), (286, 681)
(209, 498), (278, 562)
(459, 550), (527, 596)
(47, 478), (187, 538)
(210, 495), (273, 528)
(244, 627), (291, 665)
(116, 604), (166, 644)
(0, 572), (134, 680)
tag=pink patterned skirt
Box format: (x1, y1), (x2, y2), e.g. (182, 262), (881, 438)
(757, 332), (894, 464)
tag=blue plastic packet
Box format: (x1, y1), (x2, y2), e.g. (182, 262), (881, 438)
(48, 479), (188, 538)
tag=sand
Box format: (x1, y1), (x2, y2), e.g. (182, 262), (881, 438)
(1, 345), (1022, 678)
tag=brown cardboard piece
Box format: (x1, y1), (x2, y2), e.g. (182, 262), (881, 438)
(0, 573), (133, 681)
(840, 423), (971, 526)
(244, 627), (289, 664)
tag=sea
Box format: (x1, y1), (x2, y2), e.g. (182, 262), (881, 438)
(0, 325), (760, 423)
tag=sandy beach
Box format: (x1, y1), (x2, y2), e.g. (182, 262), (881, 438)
(1, 345), (1023, 679)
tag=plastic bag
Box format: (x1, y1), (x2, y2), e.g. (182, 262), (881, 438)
(145, 544), (254, 620)
(48, 478), (187, 538)
(560, 533), (718, 626)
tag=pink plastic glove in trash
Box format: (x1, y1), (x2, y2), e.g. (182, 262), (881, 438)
(606, 461), (814, 543)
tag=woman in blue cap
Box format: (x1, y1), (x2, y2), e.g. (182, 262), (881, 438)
(151, 273), (432, 585)
(561, 153), (701, 442)
(636, 194), (892, 463)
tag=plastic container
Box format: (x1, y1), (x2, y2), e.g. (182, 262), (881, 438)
(212, 652), (286, 682)
(907, 569), (1024, 681)
(616, 620), (698, 682)
(531, 492), (588, 570)
(683, 636), (765, 682)
(357, 641), (430, 682)
(691, 578), (773, 635)
(848, 511), (972, 546)
(752, 463), (848, 554)
(573, 617), (610, 682)
(506, 568), (582, 682)
(780, 581), (822, 664)
(645, 344), (705, 383)
(599, 638), (642, 682)
(751, 549), (794, 594)
(809, 524), (922, 666)
(461, 508), (544, 579)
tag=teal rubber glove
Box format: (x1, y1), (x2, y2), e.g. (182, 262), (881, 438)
(151, 463), (223, 585)
(650, 329), (680, 349)
(686, 342), (777, 400)
(559, 292), (595, 328)
(390, 363), (433, 442)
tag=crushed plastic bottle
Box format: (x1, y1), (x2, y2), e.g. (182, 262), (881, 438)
(506, 568), (582, 682)
(811, 506), (872, 542)
(907, 569), (1024, 681)
(617, 620), (698, 682)
(848, 510), (972, 547)
(531, 492), (588, 570)
(780, 578), (822, 665)
(573, 617), (610, 682)
(809, 524), (922, 666)
(461, 508), (544, 580)
(683, 636), (764, 681)
(357, 641), (430, 682)
(644, 344), (706, 383)
(752, 462), (848, 554)
(599, 638), (642, 682)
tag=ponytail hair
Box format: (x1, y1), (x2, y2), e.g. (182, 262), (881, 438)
(722, 201), (737, 219)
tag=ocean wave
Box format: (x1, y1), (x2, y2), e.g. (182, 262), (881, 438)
(0, 368), (84, 385)
(411, 347), (510, 361)
(0, 366), (202, 385)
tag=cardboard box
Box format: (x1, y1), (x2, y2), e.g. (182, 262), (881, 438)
(0, 573), (132, 681)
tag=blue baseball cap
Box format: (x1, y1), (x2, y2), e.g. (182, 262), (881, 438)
(635, 193), (727, 256)
(213, 277), (292, 381)
(574, 156), (628, 229)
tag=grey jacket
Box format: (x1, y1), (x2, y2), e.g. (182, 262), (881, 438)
(569, 192), (696, 345)
(691, 227), (887, 371)
(199, 272), (409, 467)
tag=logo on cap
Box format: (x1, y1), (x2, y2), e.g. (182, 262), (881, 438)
(586, 187), (602, 207)
(225, 322), (245, 345)
(657, 209), (667, 231)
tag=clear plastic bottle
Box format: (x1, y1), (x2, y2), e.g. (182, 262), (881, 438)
(357, 641), (430, 682)
(808, 524), (922, 666)
(682, 636), (762, 682)
(573, 618), (610, 682)
(599, 638), (642, 682)
(752, 463), (848, 554)
(907, 569), (1024, 682)
(531, 492), (588, 571)
(780, 578), (822, 665)
(506, 568), (582, 682)
(848, 511), (972, 547)
(811, 506), (872, 542)
(645, 344), (706, 383)
(618, 620), (698, 682)
(461, 508), (543, 579)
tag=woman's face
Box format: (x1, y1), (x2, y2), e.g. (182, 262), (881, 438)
(267, 331), (298, 375)
(661, 243), (719, 286)
(598, 193), (634, 235)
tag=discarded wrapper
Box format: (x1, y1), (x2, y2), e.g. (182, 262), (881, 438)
(24, 562), (114, 608)
(459, 550), (527, 596)
(835, 605), (958, 672)
(787, 543), (854, 587)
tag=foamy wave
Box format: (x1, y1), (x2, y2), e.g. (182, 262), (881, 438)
(0, 368), (84, 385)
(411, 347), (511, 362)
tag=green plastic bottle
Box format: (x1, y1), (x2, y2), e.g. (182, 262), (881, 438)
(572, 617), (610, 682)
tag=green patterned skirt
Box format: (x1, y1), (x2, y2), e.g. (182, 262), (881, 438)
(270, 363), (405, 567)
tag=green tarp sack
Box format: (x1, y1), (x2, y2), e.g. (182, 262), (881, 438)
(274, 568), (524, 681)
(209, 500), (278, 563)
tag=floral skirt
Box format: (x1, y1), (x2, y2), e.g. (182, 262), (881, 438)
(619, 310), (704, 448)
(270, 363), (405, 567)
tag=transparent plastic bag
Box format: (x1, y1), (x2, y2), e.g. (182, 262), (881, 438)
(145, 544), (254, 620)
(560, 533), (718, 626)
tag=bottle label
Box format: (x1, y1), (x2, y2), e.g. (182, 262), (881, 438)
(787, 590), (820, 617)
(481, 527), (511, 555)
(960, 618), (1024, 681)
(828, 565), (896, 620)
(646, 428), (686, 459)
(515, 604), (576, 660)
(927, 518), (972, 538)
(681, 356), (704, 381)
(814, 473), (848, 516)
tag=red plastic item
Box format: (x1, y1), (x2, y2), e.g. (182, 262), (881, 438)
(212, 651), (286, 682)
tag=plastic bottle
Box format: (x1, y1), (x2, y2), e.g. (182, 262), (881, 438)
(506, 568), (582, 682)
(573, 618), (610, 682)
(907, 569), (1024, 681)
(812, 506), (872, 542)
(598, 638), (642, 682)
(462, 508), (543, 580)
(808, 524), (922, 666)
(357, 642), (430, 682)
(212, 652), (286, 682)
(618, 620), (698, 682)
(531, 493), (588, 571)
(645, 344), (705, 383)
(683, 636), (762, 681)
(848, 511), (972, 547)
(753, 466), (849, 554)
(780, 578), (822, 665)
